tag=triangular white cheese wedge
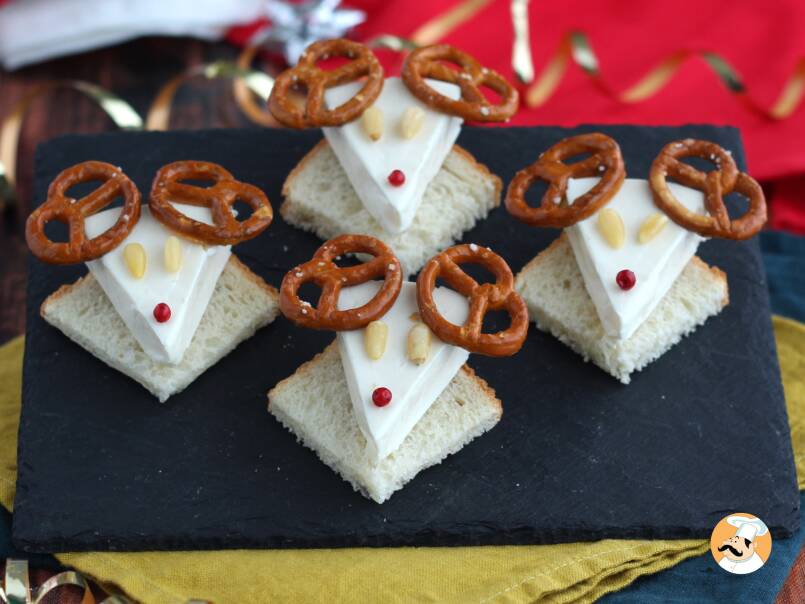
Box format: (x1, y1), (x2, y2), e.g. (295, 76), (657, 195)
(322, 77), (463, 235)
(337, 281), (469, 462)
(84, 205), (231, 365)
(565, 178), (705, 340)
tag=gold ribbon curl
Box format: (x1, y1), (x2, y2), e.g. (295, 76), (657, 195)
(0, 559), (210, 604)
(1, 559), (103, 604)
(147, 60), (275, 131)
(0, 81), (142, 211)
(525, 31), (805, 119)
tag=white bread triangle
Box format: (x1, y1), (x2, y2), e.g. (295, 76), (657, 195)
(281, 140), (501, 276)
(515, 235), (728, 384)
(40, 255), (279, 402)
(268, 342), (502, 504)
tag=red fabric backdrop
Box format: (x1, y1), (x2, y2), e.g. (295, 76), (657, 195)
(235, 0), (805, 233)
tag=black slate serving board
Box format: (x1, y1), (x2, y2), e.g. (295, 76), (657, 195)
(14, 125), (799, 552)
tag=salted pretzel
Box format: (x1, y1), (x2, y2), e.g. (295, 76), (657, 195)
(280, 235), (402, 331)
(505, 133), (625, 228)
(401, 44), (518, 122)
(649, 139), (766, 240)
(26, 161), (141, 264)
(149, 161), (272, 246)
(416, 244), (528, 357)
(268, 38), (384, 128)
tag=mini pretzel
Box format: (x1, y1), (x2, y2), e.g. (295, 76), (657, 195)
(26, 161), (141, 265)
(280, 235), (402, 331)
(649, 139), (767, 240)
(416, 244), (528, 357)
(149, 161), (272, 246)
(401, 44), (518, 122)
(505, 133), (625, 228)
(268, 39), (384, 128)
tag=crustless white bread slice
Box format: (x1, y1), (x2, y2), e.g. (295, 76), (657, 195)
(515, 235), (729, 384)
(268, 342), (502, 503)
(281, 140), (501, 276)
(41, 255), (279, 402)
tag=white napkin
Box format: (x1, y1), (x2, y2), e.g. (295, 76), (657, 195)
(0, 0), (266, 69)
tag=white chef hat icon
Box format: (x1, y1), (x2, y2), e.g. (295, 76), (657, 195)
(726, 515), (768, 542)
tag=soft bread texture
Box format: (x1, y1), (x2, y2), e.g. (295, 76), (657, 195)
(516, 235), (729, 384)
(41, 255), (279, 403)
(281, 140), (502, 275)
(268, 342), (502, 503)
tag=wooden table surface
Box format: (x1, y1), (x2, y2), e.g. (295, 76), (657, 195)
(0, 36), (801, 604)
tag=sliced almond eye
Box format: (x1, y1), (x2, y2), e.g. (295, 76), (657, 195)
(164, 236), (183, 273)
(597, 208), (625, 249)
(407, 322), (431, 365)
(361, 106), (383, 142)
(123, 243), (146, 279)
(364, 320), (388, 360)
(638, 213), (669, 244)
(399, 106), (425, 139)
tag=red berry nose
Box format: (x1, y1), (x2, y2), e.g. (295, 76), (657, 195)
(153, 302), (172, 323)
(388, 170), (405, 187)
(616, 269), (636, 291)
(372, 387), (392, 407)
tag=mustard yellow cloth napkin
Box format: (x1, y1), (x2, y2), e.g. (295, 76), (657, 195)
(0, 316), (802, 604)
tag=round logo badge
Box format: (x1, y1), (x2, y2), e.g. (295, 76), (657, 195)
(710, 513), (772, 575)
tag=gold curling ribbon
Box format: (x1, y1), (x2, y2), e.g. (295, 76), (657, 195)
(410, 0), (492, 46)
(525, 31), (805, 119)
(233, 45), (282, 127)
(0, 81), (142, 211)
(147, 60), (274, 131)
(510, 0), (534, 84)
(1, 559), (98, 603)
(0, 559), (210, 604)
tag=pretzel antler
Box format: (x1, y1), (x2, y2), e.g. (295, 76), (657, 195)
(26, 161), (141, 264)
(505, 133), (625, 228)
(268, 39), (384, 129)
(649, 139), (766, 240)
(149, 161), (273, 246)
(416, 244), (528, 357)
(402, 44), (519, 122)
(280, 235), (403, 331)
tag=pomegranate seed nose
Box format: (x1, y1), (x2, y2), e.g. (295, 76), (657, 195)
(616, 269), (636, 291)
(387, 169), (405, 187)
(372, 387), (392, 407)
(153, 302), (172, 323)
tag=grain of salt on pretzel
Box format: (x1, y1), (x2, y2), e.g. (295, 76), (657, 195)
(649, 139), (766, 240)
(26, 161), (141, 265)
(279, 234), (403, 331)
(268, 38), (384, 129)
(401, 44), (519, 122)
(416, 244), (528, 357)
(505, 133), (625, 228)
(149, 161), (273, 246)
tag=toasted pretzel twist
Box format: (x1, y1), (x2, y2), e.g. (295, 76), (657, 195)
(401, 44), (518, 122)
(149, 161), (272, 246)
(268, 39), (384, 129)
(280, 235), (403, 331)
(26, 161), (141, 265)
(649, 139), (767, 240)
(505, 133), (626, 228)
(416, 244), (528, 357)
